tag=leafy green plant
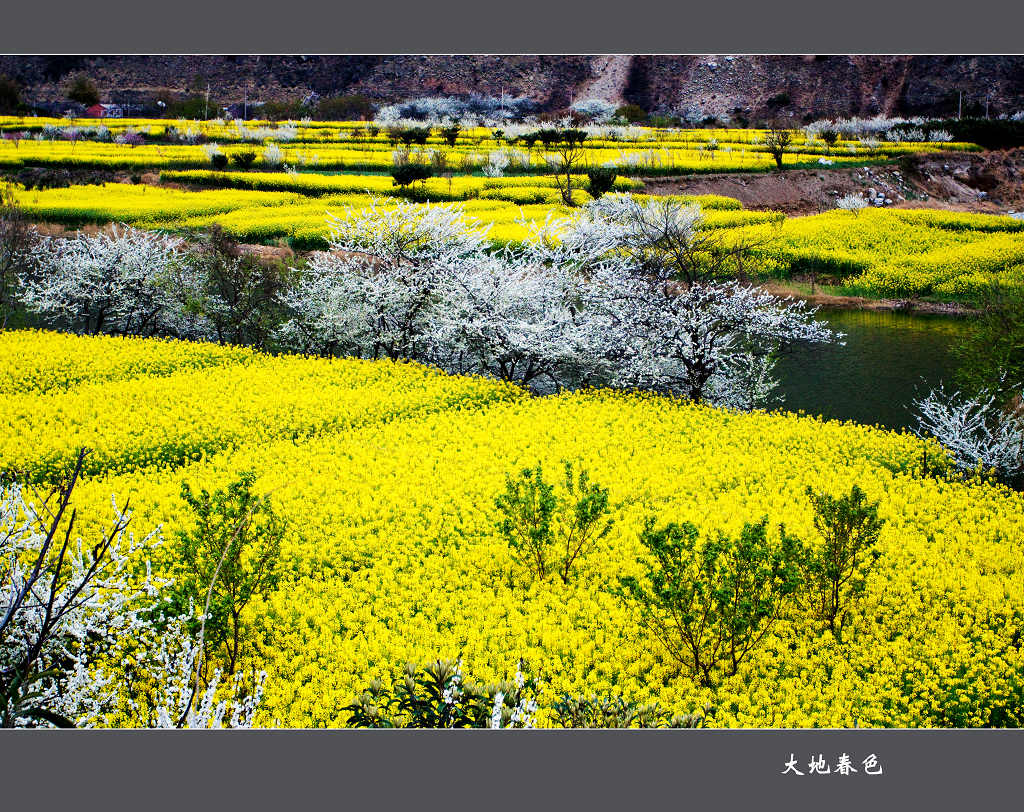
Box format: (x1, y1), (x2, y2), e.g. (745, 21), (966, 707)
(953, 281), (1024, 403)
(343, 658), (538, 728)
(550, 693), (711, 728)
(0, 75), (21, 114)
(495, 461), (614, 584)
(170, 472), (285, 678)
(586, 167), (618, 199)
(439, 123), (461, 147)
(616, 517), (803, 687)
(764, 125), (793, 170)
(315, 94), (374, 121)
(210, 152), (228, 171)
(67, 76), (100, 107)
(173, 224), (292, 349)
(230, 150), (257, 169)
(615, 103), (647, 124)
(801, 484), (884, 641)
(390, 162), (433, 191)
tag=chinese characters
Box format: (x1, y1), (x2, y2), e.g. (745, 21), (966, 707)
(782, 753), (883, 776)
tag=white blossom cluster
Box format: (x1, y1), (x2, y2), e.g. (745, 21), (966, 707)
(570, 98), (618, 124)
(481, 150), (510, 178)
(375, 94), (537, 126)
(913, 384), (1024, 483)
(149, 620), (267, 729)
(278, 194), (838, 407)
(885, 127), (927, 142)
(262, 142), (284, 167)
(18, 226), (281, 344)
(202, 142), (223, 161)
(804, 115), (927, 139)
(836, 194), (868, 215)
(1, 478), (268, 729)
(805, 117), (953, 144)
(232, 121), (298, 143)
(488, 664), (538, 729)
(0, 480), (161, 726)
(19, 226), (206, 338)
(38, 125), (113, 143)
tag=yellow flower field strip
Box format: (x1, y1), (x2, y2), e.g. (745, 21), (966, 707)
(11, 173), (1024, 298)
(0, 329), (258, 395)
(172, 196), (774, 250)
(0, 116), (981, 156)
(57, 377), (1024, 728)
(13, 183), (304, 226)
(2, 349), (523, 482)
(737, 208), (1024, 297)
(0, 137), (962, 174)
(158, 169), (643, 201)
(852, 233), (1024, 298)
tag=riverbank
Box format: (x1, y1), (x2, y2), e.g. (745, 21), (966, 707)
(757, 278), (979, 316)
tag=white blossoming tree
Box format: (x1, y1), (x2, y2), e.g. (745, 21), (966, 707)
(278, 198), (490, 363)
(913, 383), (1024, 487)
(520, 197), (837, 407)
(21, 226), (198, 337)
(0, 449), (266, 728)
(605, 278), (836, 406)
(836, 193), (868, 216)
(435, 254), (617, 389)
(280, 195), (838, 407)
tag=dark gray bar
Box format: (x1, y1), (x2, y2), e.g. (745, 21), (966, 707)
(1, 730), (1020, 810)
(2, 0), (1024, 53)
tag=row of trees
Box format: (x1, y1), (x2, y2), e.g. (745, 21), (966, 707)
(278, 195), (834, 407)
(9, 193), (833, 411)
(494, 461), (886, 687)
(3, 186), (1021, 482)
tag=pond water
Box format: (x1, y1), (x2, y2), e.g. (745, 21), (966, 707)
(775, 309), (970, 431)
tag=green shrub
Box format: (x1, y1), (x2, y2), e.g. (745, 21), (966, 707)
(169, 471), (286, 678)
(397, 126), (431, 146)
(210, 152), (228, 171)
(0, 75), (21, 115)
(495, 461), (614, 584)
(615, 103), (647, 124)
(439, 123), (461, 147)
(537, 128), (561, 149)
(67, 76), (100, 107)
(390, 162), (433, 189)
(343, 658), (538, 728)
(586, 167), (618, 199)
(953, 282), (1024, 402)
(316, 94), (374, 121)
(616, 517), (803, 687)
(800, 485), (884, 641)
(230, 150), (257, 170)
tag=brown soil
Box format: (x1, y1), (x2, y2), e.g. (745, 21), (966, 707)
(757, 279), (977, 316)
(641, 148), (1024, 216)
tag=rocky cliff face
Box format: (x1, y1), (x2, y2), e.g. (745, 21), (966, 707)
(1, 55), (1021, 119)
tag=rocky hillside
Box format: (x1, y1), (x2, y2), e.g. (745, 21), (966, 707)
(2, 55), (1023, 120)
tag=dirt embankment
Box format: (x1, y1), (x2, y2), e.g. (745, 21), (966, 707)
(643, 149), (1024, 314)
(641, 148), (1024, 216)
(757, 280), (978, 316)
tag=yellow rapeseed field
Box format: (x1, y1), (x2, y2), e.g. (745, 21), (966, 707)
(5, 330), (1023, 728)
